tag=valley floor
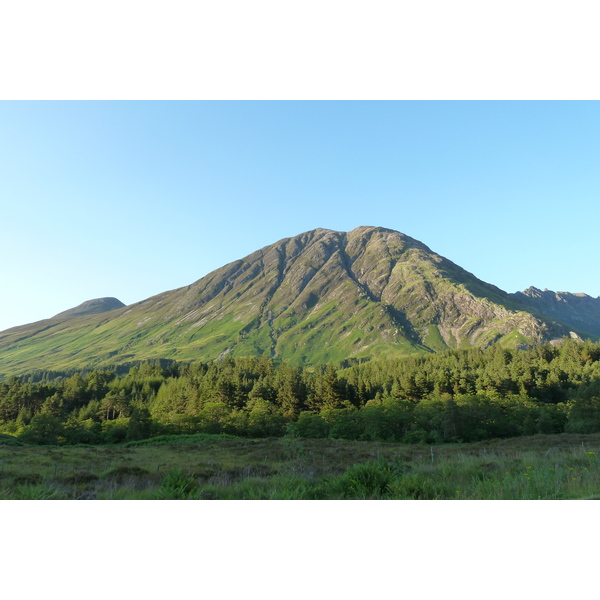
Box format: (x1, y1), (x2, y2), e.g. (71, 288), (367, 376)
(2, 432), (600, 499)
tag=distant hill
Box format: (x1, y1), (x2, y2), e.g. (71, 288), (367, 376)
(53, 297), (125, 319)
(0, 226), (590, 376)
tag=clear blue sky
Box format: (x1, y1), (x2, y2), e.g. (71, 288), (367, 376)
(1, 101), (599, 332)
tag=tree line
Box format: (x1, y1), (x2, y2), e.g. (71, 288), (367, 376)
(2, 338), (600, 445)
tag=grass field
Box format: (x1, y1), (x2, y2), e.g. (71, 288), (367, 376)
(2, 432), (600, 499)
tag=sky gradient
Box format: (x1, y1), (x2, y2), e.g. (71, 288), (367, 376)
(1, 101), (599, 332)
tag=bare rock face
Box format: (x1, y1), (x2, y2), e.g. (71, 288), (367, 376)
(53, 298), (126, 319)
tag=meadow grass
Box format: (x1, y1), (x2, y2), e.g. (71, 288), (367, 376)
(2, 432), (600, 499)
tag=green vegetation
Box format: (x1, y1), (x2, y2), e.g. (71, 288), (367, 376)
(3, 227), (600, 499)
(2, 338), (600, 449)
(2, 433), (600, 499)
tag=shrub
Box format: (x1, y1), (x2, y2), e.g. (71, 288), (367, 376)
(331, 460), (394, 499)
(246, 399), (287, 437)
(101, 420), (129, 444)
(402, 429), (431, 444)
(566, 395), (600, 433)
(389, 474), (452, 500)
(0, 433), (23, 446)
(326, 409), (364, 440)
(291, 412), (329, 438)
(358, 405), (408, 442)
(279, 434), (305, 460)
(267, 476), (325, 500)
(127, 407), (153, 441)
(156, 469), (199, 499)
(18, 414), (65, 445)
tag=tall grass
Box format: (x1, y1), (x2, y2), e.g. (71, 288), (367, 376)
(2, 433), (600, 499)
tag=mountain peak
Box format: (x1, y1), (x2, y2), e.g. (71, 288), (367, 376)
(349, 225), (397, 235)
(53, 297), (126, 320)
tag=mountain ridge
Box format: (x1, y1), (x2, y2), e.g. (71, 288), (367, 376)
(509, 286), (600, 337)
(0, 226), (595, 376)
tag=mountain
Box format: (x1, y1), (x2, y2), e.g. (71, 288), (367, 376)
(509, 287), (600, 338)
(0, 226), (585, 376)
(52, 297), (125, 319)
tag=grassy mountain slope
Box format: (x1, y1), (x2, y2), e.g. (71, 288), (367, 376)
(0, 226), (575, 376)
